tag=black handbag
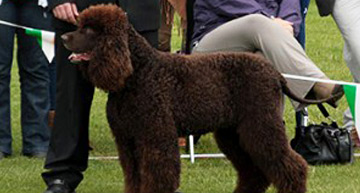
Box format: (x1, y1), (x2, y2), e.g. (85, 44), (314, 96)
(290, 104), (353, 165)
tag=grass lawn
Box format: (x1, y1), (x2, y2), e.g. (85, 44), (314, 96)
(1, 2), (360, 193)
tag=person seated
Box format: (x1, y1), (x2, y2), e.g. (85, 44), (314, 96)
(191, 0), (343, 110)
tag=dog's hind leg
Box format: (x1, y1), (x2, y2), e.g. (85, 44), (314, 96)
(214, 127), (270, 193)
(270, 149), (308, 193)
(258, 149), (308, 193)
(237, 117), (308, 193)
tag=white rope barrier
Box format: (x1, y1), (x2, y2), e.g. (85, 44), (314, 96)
(0, 20), (28, 30)
(89, 153), (359, 161)
(0, 19), (54, 34)
(282, 73), (360, 86)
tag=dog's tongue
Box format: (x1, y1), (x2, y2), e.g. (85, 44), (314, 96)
(69, 53), (91, 63)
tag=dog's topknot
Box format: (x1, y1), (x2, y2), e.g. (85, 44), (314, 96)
(78, 4), (128, 34)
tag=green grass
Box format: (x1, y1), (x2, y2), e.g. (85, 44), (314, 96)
(1, 2), (360, 192)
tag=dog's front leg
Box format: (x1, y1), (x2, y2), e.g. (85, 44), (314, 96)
(137, 124), (181, 193)
(116, 139), (142, 193)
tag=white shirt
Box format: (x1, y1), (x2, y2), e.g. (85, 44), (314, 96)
(38, 0), (48, 8)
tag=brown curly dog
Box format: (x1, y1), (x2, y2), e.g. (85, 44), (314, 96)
(60, 4), (324, 193)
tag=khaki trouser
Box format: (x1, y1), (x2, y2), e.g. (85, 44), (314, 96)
(193, 14), (328, 110)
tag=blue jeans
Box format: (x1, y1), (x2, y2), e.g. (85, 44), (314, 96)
(0, 0), (51, 155)
(296, 0), (310, 48)
(295, 0), (310, 127)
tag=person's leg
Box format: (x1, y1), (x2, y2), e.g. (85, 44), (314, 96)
(332, 0), (360, 131)
(140, 29), (159, 49)
(48, 58), (56, 129)
(193, 14), (331, 110)
(17, 0), (50, 156)
(296, 0), (311, 48)
(0, 0), (16, 156)
(295, 0), (311, 127)
(45, 12), (57, 129)
(158, 0), (174, 52)
(332, 0), (360, 84)
(42, 29), (94, 191)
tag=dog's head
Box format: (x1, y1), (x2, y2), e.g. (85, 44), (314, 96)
(62, 4), (133, 92)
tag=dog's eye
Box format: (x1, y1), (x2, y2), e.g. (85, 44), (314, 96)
(86, 28), (96, 35)
(79, 28), (87, 33)
(81, 27), (96, 35)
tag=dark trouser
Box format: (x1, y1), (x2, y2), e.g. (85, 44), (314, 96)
(42, 29), (158, 190)
(49, 58), (57, 110)
(0, 0), (50, 155)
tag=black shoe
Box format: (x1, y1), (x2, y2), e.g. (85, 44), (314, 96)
(24, 152), (47, 159)
(0, 152), (10, 160)
(43, 179), (75, 193)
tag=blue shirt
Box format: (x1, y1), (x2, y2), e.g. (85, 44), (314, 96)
(192, 0), (302, 45)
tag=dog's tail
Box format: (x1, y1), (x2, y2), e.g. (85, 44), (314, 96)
(280, 77), (343, 105)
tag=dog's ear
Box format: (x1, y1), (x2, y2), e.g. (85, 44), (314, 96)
(87, 16), (132, 92)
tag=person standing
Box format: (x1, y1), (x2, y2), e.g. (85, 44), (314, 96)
(331, 0), (360, 146)
(41, 0), (160, 193)
(315, 0), (360, 146)
(0, 0), (51, 159)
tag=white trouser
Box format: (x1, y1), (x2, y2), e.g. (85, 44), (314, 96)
(332, 0), (360, 129)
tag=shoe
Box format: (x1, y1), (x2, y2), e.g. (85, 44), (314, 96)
(24, 152), (47, 159)
(0, 152), (5, 160)
(351, 128), (360, 148)
(312, 82), (334, 99)
(178, 137), (186, 147)
(311, 83), (344, 108)
(48, 110), (56, 129)
(326, 84), (344, 108)
(43, 179), (75, 193)
(0, 152), (10, 160)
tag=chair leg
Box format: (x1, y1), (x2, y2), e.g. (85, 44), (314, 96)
(295, 107), (308, 127)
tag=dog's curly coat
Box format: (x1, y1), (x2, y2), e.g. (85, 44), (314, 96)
(63, 5), (310, 193)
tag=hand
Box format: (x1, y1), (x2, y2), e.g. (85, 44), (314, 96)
(52, 3), (79, 25)
(272, 17), (294, 36)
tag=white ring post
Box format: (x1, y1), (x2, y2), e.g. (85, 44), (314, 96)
(189, 135), (195, 163)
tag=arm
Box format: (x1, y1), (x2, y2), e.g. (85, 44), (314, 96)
(205, 0), (270, 19)
(277, 0), (302, 36)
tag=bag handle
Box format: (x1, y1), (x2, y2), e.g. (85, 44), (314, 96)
(317, 104), (339, 128)
(317, 103), (329, 118)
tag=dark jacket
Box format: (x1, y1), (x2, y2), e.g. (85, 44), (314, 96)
(118, 0), (160, 32)
(315, 0), (335, 17)
(48, 0), (160, 31)
(192, 0), (302, 45)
